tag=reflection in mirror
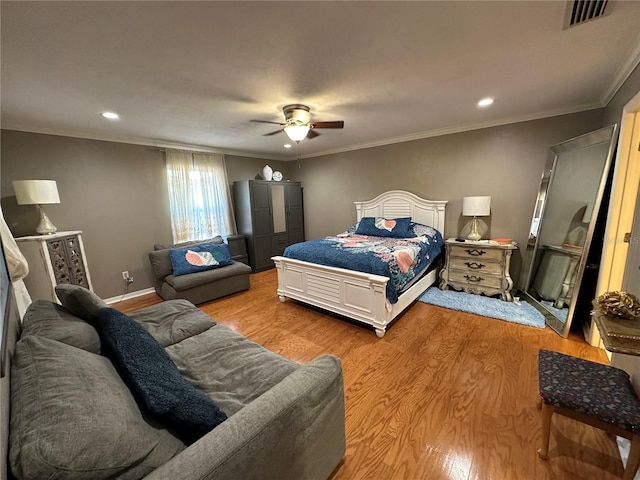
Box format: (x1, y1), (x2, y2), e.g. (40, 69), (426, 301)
(271, 184), (286, 233)
(522, 125), (618, 337)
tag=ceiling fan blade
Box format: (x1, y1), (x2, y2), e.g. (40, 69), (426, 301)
(250, 119), (286, 126)
(263, 129), (284, 136)
(306, 129), (321, 139)
(311, 121), (344, 129)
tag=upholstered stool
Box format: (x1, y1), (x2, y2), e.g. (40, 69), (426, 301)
(538, 349), (640, 479)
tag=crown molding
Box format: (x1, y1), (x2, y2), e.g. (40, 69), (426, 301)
(298, 103), (604, 159)
(601, 34), (640, 106)
(0, 99), (610, 162)
(0, 123), (289, 161)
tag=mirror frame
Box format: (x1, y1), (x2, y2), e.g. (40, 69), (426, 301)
(522, 124), (619, 337)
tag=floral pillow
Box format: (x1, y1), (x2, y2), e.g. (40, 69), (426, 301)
(354, 217), (412, 238)
(169, 243), (233, 276)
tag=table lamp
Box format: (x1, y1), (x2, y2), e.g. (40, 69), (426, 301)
(13, 180), (61, 235)
(463, 196), (491, 241)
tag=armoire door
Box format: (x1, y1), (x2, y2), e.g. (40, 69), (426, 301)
(251, 182), (275, 271)
(286, 183), (304, 245)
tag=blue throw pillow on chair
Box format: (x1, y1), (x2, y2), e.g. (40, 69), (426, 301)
(88, 308), (227, 445)
(169, 243), (234, 276)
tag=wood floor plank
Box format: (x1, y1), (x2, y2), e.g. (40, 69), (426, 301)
(114, 269), (625, 480)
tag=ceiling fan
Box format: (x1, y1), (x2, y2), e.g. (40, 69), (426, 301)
(251, 104), (344, 142)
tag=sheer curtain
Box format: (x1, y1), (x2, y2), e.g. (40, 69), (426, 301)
(165, 150), (237, 243)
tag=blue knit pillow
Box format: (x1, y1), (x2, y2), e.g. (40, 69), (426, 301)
(354, 217), (412, 238)
(88, 308), (227, 444)
(169, 243), (233, 276)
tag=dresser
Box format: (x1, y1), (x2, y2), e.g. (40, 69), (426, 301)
(439, 239), (517, 301)
(15, 231), (93, 302)
(233, 180), (304, 272)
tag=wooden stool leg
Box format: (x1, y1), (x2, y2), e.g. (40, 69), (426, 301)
(538, 402), (553, 460)
(623, 435), (640, 480)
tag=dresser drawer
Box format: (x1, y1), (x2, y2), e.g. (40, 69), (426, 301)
(448, 269), (503, 289)
(449, 245), (504, 263)
(450, 257), (503, 275)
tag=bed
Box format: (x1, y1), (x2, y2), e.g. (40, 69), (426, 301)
(272, 190), (447, 337)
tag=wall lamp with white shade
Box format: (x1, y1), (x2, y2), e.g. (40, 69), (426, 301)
(13, 180), (61, 235)
(463, 196), (491, 241)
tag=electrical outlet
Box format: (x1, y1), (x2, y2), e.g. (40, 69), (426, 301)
(122, 271), (130, 280)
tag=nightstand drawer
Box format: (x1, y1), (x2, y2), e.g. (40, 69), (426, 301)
(449, 245), (504, 263)
(448, 270), (503, 289)
(453, 259), (503, 275)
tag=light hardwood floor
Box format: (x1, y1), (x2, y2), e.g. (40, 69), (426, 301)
(114, 270), (623, 480)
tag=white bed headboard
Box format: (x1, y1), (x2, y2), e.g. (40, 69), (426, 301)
(354, 190), (447, 233)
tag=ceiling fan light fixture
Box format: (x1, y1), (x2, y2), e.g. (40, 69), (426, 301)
(284, 124), (310, 142)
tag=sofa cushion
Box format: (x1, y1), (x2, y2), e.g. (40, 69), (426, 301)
(9, 336), (184, 480)
(149, 237), (225, 280)
(169, 244), (234, 276)
(89, 308), (227, 444)
(21, 299), (101, 353)
(165, 260), (252, 292)
(55, 284), (109, 320)
(129, 299), (215, 347)
(166, 324), (299, 416)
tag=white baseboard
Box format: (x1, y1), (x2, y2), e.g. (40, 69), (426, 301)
(104, 287), (156, 305)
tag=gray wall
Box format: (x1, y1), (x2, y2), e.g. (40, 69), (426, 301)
(0, 131), (290, 299)
(6, 70), (640, 299)
(289, 110), (605, 282)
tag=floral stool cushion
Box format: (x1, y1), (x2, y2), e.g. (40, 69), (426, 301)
(538, 349), (640, 434)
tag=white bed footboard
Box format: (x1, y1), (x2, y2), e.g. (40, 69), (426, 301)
(272, 256), (439, 337)
(273, 257), (390, 336)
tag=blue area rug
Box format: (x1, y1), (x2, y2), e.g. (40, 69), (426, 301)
(419, 287), (545, 328)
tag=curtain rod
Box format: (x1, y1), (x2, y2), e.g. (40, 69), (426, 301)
(154, 147), (225, 155)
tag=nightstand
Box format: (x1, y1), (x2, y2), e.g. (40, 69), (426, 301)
(439, 239), (517, 301)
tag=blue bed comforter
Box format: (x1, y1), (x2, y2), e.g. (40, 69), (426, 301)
(283, 227), (443, 304)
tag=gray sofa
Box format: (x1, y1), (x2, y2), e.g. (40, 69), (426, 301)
(6, 286), (346, 480)
(148, 235), (252, 304)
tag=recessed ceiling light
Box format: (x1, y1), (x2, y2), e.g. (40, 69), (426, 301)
(477, 98), (494, 107)
(101, 112), (120, 120)
(284, 143), (292, 149)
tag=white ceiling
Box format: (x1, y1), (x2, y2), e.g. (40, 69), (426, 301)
(2, 1), (640, 160)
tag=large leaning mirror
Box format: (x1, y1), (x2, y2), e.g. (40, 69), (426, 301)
(522, 125), (618, 337)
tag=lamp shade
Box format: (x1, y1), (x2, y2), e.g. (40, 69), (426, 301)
(284, 124), (310, 142)
(463, 196), (491, 216)
(13, 180), (60, 205)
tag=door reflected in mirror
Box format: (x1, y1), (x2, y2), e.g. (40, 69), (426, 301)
(522, 125), (618, 337)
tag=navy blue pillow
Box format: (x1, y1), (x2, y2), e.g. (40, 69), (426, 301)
(169, 243), (233, 276)
(354, 217), (412, 238)
(88, 308), (227, 445)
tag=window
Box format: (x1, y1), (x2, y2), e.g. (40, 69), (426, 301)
(165, 150), (236, 243)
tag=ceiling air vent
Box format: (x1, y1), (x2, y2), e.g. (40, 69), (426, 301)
(563, 0), (612, 29)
